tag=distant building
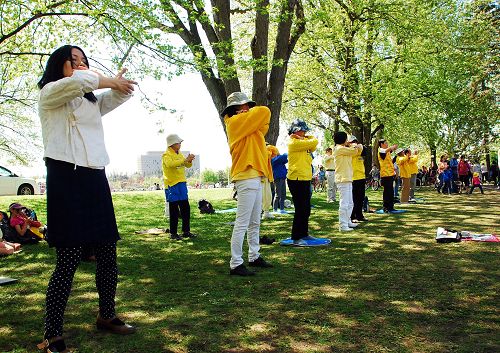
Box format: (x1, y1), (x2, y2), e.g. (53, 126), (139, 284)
(137, 150), (200, 176)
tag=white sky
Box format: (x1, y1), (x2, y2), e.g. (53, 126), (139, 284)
(3, 73), (234, 178)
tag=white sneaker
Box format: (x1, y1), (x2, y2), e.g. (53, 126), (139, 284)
(348, 222), (358, 228)
(339, 226), (353, 231)
(262, 212), (274, 219)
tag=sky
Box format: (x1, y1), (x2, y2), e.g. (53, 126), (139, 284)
(4, 73), (234, 178)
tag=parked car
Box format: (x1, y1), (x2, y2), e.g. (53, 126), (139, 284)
(0, 165), (40, 196)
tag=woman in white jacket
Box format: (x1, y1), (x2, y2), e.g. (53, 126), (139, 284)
(37, 45), (136, 353)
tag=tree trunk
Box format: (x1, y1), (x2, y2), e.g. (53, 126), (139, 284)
(252, 0), (270, 106)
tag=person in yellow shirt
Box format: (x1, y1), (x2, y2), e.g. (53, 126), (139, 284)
(223, 92), (273, 276)
(349, 136), (368, 222)
(333, 132), (363, 231)
(286, 119), (318, 245)
(378, 139), (398, 212)
(324, 147), (337, 202)
(408, 149), (419, 201)
(162, 134), (197, 240)
(396, 148), (411, 203)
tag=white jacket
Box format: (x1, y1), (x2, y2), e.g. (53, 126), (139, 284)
(38, 70), (131, 168)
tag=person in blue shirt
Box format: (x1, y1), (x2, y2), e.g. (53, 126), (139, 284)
(271, 150), (288, 213)
(442, 167), (453, 194)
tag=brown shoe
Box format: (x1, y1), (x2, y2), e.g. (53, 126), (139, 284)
(96, 315), (136, 335)
(37, 337), (70, 353)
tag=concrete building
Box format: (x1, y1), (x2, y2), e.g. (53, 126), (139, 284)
(137, 151), (200, 176)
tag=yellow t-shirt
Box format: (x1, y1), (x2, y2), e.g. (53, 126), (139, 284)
(225, 106), (272, 182)
(287, 136), (318, 180)
(162, 147), (192, 187)
(334, 144), (361, 183)
(352, 149), (365, 181)
(378, 149), (395, 177)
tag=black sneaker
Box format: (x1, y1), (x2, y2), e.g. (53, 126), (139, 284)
(259, 236), (275, 245)
(183, 232), (198, 239)
(248, 256), (273, 268)
(170, 234), (182, 240)
(229, 264), (255, 276)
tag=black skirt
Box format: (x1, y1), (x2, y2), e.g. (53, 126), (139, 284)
(45, 158), (120, 247)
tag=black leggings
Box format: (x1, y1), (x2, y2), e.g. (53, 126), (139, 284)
(44, 244), (118, 339)
(287, 179), (311, 240)
(169, 199), (190, 235)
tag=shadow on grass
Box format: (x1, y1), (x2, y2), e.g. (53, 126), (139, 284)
(0, 188), (498, 352)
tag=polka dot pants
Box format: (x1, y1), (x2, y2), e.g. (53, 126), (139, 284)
(44, 244), (118, 339)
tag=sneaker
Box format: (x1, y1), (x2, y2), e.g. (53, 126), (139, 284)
(229, 264), (255, 276)
(302, 235), (317, 241)
(348, 222), (358, 228)
(249, 256), (273, 268)
(293, 239), (309, 246)
(358, 217), (369, 222)
(182, 232), (197, 239)
(279, 209), (288, 214)
(170, 234), (183, 240)
(339, 227), (353, 231)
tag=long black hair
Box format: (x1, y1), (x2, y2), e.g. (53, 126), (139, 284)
(38, 45), (97, 103)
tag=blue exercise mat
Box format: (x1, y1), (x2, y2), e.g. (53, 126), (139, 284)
(375, 209), (407, 214)
(215, 208), (238, 214)
(270, 210), (294, 215)
(280, 237), (331, 247)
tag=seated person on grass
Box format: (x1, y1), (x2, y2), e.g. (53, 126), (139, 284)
(8, 203), (42, 244)
(0, 212), (21, 255)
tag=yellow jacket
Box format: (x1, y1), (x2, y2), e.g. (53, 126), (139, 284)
(396, 155), (411, 179)
(224, 106), (272, 181)
(324, 154), (335, 170)
(287, 136), (318, 180)
(334, 144), (361, 183)
(408, 155), (418, 175)
(352, 149), (365, 181)
(378, 149), (395, 177)
(162, 147), (192, 187)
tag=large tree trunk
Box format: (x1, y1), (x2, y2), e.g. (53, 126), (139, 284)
(252, 0), (270, 106)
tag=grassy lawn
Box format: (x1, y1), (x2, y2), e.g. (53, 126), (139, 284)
(0, 186), (499, 353)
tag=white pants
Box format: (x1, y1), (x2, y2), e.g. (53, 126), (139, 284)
(230, 177), (262, 269)
(262, 178), (272, 213)
(326, 170), (337, 201)
(337, 182), (353, 229)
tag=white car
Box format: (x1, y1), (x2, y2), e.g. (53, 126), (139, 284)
(0, 165), (40, 196)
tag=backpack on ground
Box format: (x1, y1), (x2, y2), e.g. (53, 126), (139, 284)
(198, 199), (215, 214)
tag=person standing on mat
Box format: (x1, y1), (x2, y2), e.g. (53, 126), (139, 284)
(37, 45), (136, 353)
(378, 139), (398, 212)
(349, 136), (368, 223)
(223, 92), (273, 276)
(271, 148), (288, 213)
(162, 134), (197, 240)
(324, 147), (337, 203)
(408, 149), (419, 201)
(396, 148), (411, 203)
(333, 132), (363, 231)
(286, 119), (319, 245)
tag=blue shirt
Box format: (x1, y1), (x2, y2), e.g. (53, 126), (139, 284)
(271, 154), (288, 179)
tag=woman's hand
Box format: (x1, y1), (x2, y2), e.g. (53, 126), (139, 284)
(97, 68), (137, 94)
(112, 68), (137, 94)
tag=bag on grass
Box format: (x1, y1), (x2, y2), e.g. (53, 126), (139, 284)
(198, 199), (215, 214)
(436, 227), (461, 243)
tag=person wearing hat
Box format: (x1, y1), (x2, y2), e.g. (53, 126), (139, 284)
(286, 119), (319, 244)
(378, 139), (398, 212)
(349, 136), (368, 222)
(396, 148), (411, 203)
(7, 203), (41, 244)
(162, 134), (196, 240)
(223, 92), (273, 276)
(333, 132), (363, 231)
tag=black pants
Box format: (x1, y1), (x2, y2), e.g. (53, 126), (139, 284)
(381, 176), (395, 211)
(287, 179), (311, 240)
(45, 244), (117, 339)
(351, 179), (365, 220)
(169, 199), (190, 236)
(469, 185), (484, 194)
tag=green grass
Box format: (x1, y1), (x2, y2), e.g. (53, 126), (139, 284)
(1, 187), (499, 353)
